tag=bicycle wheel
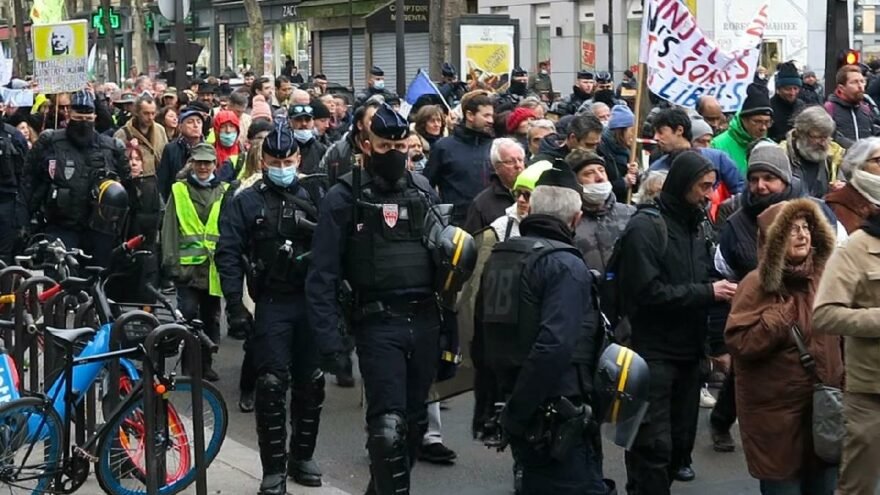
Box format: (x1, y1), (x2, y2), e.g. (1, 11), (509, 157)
(95, 378), (228, 495)
(0, 396), (64, 495)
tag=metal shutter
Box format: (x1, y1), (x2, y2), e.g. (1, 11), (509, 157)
(320, 30), (365, 89)
(370, 32), (430, 94)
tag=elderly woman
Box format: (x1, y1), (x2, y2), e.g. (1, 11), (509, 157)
(814, 201), (880, 494)
(526, 119), (555, 158)
(779, 106), (845, 198)
(490, 160), (552, 241)
(725, 199), (842, 494)
(824, 137), (880, 233)
(161, 142), (228, 382)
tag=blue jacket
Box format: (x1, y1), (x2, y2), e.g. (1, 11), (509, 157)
(423, 125), (493, 224)
(649, 148), (745, 195)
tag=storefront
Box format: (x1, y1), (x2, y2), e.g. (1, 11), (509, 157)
(365, 0), (430, 93)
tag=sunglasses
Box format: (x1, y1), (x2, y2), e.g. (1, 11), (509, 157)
(514, 190), (531, 200)
(291, 105), (313, 115)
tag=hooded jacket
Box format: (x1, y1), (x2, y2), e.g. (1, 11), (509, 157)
(212, 110), (243, 175)
(725, 199), (842, 481)
(423, 124), (493, 224)
(824, 182), (880, 234)
(824, 93), (875, 149)
(528, 133), (569, 164)
(711, 113), (757, 175)
(779, 129), (845, 198)
(616, 153), (716, 361)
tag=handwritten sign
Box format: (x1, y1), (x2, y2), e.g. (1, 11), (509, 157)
(32, 20), (89, 94)
(639, 0), (768, 112)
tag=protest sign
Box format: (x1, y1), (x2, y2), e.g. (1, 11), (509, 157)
(639, 0), (768, 112)
(0, 88), (34, 107)
(32, 20), (89, 94)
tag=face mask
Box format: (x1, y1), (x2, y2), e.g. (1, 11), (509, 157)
(190, 172), (215, 187)
(293, 129), (313, 143)
(411, 153), (425, 163)
(370, 149), (408, 183)
(540, 69), (548, 75)
(267, 165), (298, 187)
(582, 181), (613, 206)
(510, 81), (527, 95)
(67, 119), (95, 147)
(373, 80), (385, 90)
(218, 131), (238, 147)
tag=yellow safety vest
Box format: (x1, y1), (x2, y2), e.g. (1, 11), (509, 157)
(171, 181), (229, 297)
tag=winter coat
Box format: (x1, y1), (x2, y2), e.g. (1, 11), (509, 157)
(725, 198), (842, 481)
(158, 137), (203, 202)
(597, 129), (632, 203)
(489, 204), (523, 242)
(768, 95), (805, 143)
(528, 133), (570, 164)
(824, 182), (880, 234)
(463, 174), (514, 234)
(552, 87), (592, 116)
(824, 93), (875, 149)
(711, 113), (756, 176)
(616, 160), (716, 362)
(798, 83), (824, 107)
(573, 194), (634, 276)
(814, 228), (880, 394)
(779, 130), (844, 199)
(649, 147), (745, 195)
(297, 138), (329, 176)
(423, 125), (493, 224)
(316, 131), (357, 184)
(113, 120), (168, 178)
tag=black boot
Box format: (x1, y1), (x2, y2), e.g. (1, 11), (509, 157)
(202, 353), (219, 382)
(255, 374), (288, 495)
(366, 413), (410, 495)
(335, 353), (355, 388)
(288, 370), (324, 487)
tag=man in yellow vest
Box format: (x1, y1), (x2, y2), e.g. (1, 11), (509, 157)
(161, 141), (228, 381)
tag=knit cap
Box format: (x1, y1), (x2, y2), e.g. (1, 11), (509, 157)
(251, 95), (272, 122)
(740, 83), (773, 118)
(608, 104), (634, 129)
(748, 141), (792, 184)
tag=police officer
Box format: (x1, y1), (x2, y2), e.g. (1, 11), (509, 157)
(215, 123), (325, 494)
(478, 165), (608, 495)
(355, 66), (395, 109)
(306, 104), (444, 495)
(0, 94), (31, 265)
(438, 62), (467, 107)
(496, 67), (533, 110)
(23, 90), (130, 265)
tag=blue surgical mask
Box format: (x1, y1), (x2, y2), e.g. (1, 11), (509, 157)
(373, 80), (385, 90)
(190, 173), (215, 187)
(293, 129), (313, 143)
(267, 165), (297, 187)
(218, 131), (238, 147)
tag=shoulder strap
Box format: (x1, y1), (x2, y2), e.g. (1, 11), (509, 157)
(790, 324), (821, 383)
(504, 219), (514, 241)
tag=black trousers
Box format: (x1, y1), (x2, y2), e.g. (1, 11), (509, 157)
(176, 285), (221, 343)
(0, 193), (18, 266)
(511, 435), (608, 495)
(710, 369), (737, 432)
(625, 359), (701, 495)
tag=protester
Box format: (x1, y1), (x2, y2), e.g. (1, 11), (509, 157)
(695, 96), (729, 135)
(590, 102), (611, 126)
(767, 62), (805, 143)
(712, 83), (774, 174)
(690, 117), (714, 149)
(825, 64), (874, 148)
(726, 199), (841, 493)
(530, 113), (603, 163)
(597, 104), (639, 203)
(212, 109), (245, 181)
(525, 119), (555, 159)
(825, 137), (880, 233)
(287, 103), (328, 175)
(779, 106), (845, 198)
(489, 161), (552, 241)
(158, 107), (205, 200)
(798, 70), (824, 106)
(463, 138), (524, 233)
(158, 106), (179, 141)
(412, 104), (448, 148)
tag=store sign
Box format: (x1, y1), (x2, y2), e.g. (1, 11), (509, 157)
(714, 0), (807, 64)
(581, 41), (595, 68)
(365, 0), (429, 33)
(282, 5), (298, 18)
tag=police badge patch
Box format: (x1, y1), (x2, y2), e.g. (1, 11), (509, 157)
(64, 160), (75, 180)
(383, 204), (399, 228)
(48, 160), (56, 179)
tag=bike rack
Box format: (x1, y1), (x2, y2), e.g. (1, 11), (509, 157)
(106, 310), (159, 413)
(143, 323), (208, 495)
(12, 275), (56, 392)
(0, 266), (30, 321)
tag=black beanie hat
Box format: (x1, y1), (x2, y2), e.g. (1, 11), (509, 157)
(775, 62), (802, 88)
(312, 99), (332, 119)
(740, 83), (773, 118)
(535, 160), (581, 192)
(663, 150), (715, 198)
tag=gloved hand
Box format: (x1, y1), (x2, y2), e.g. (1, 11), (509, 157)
(226, 302), (253, 340)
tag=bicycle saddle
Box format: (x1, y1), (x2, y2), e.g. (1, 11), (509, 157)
(46, 326), (96, 345)
(59, 277), (92, 292)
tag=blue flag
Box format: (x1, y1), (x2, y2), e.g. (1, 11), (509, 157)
(405, 69), (441, 105)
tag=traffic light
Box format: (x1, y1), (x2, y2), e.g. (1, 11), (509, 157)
(839, 49), (860, 67)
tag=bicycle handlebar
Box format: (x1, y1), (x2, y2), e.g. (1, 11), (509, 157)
(144, 283), (218, 354)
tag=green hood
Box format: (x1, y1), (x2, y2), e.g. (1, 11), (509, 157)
(725, 114), (755, 146)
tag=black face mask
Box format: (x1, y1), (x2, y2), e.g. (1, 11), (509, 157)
(593, 89), (616, 107)
(510, 81), (527, 95)
(67, 120), (95, 148)
(411, 153), (425, 163)
(370, 149), (408, 184)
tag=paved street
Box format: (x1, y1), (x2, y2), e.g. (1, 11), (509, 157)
(210, 337), (762, 495)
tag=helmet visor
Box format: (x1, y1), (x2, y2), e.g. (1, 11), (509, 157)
(89, 204), (129, 235)
(601, 399), (649, 450)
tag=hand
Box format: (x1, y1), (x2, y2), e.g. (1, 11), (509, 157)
(625, 172), (638, 186)
(226, 302), (253, 340)
(711, 353), (731, 374)
(712, 280), (738, 301)
(627, 162), (639, 175)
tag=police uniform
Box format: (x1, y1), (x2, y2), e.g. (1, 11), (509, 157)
(437, 62), (468, 107)
(0, 95), (31, 265)
(478, 166), (607, 495)
(306, 104), (443, 495)
(496, 67), (534, 110)
(215, 124), (325, 494)
(355, 66), (396, 109)
(22, 90), (130, 265)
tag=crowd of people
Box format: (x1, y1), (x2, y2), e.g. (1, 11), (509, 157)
(1, 56), (880, 495)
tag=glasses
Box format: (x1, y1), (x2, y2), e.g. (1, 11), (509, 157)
(514, 190), (531, 200)
(748, 118), (773, 128)
(499, 157), (525, 166)
(789, 223), (811, 237)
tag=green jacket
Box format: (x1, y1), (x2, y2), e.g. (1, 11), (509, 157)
(711, 113), (754, 176)
(161, 177), (227, 291)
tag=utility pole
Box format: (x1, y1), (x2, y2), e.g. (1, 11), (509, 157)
(824, 0), (850, 96)
(100, 0), (118, 82)
(395, 0), (405, 94)
(11, 0), (27, 77)
(428, 0), (443, 78)
(174, 0), (187, 89)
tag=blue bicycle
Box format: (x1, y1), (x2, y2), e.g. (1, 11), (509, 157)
(0, 237), (228, 495)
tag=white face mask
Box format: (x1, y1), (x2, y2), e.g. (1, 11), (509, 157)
(582, 181), (613, 205)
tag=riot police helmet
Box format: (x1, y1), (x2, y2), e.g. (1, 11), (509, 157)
(594, 343), (650, 449)
(88, 179), (129, 235)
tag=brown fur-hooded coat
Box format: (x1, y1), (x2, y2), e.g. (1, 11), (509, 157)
(724, 198), (843, 481)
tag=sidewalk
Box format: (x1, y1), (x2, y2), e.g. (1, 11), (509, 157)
(79, 434), (353, 494)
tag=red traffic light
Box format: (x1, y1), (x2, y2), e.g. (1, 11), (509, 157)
(846, 50), (860, 65)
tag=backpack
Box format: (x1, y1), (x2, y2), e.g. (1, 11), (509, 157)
(599, 204), (667, 344)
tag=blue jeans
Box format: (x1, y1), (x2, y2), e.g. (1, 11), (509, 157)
(759, 466), (838, 495)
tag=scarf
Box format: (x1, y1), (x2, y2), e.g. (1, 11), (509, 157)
(850, 169), (880, 207)
(519, 214), (575, 244)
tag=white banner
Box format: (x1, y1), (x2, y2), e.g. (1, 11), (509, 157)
(639, 0), (768, 112)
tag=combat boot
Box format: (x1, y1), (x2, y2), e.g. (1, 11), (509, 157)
(288, 370), (325, 487)
(255, 373), (288, 495)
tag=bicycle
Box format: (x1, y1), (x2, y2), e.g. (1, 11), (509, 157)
(0, 237), (229, 494)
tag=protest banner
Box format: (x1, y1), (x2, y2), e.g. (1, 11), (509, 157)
(32, 20), (89, 95)
(639, 0), (768, 112)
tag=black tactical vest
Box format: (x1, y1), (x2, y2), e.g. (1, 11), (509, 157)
(481, 236), (596, 376)
(0, 125), (24, 190)
(341, 172), (434, 300)
(250, 180), (317, 292)
(45, 131), (119, 228)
